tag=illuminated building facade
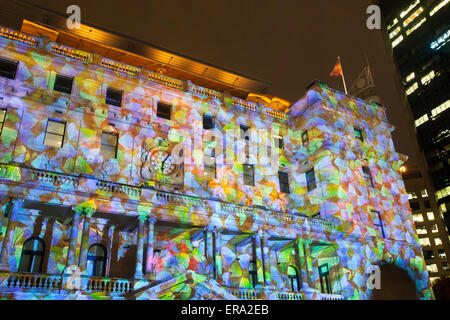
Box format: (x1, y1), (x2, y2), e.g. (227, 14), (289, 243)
(0, 19), (434, 300)
(379, 0), (450, 283)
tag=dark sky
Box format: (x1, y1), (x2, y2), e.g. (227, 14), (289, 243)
(10, 0), (423, 169)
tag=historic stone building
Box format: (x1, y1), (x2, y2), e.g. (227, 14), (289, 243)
(0, 20), (433, 300)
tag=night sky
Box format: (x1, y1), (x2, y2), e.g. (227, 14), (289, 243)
(6, 0), (422, 169)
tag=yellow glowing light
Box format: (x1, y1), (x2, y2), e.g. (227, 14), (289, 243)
(400, 166), (407, 173)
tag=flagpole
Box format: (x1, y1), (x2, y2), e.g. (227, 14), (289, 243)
(338, 56), (348, 95)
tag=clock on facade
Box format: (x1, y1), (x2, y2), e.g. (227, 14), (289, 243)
(149, 149), (177, 176)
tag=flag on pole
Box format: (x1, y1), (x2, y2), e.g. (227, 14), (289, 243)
(329, 60), (343, 77)
(329, 57), (348, 94)
(349, 55), (381, 103)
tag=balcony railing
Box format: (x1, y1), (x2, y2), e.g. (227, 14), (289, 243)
(320, 293), (345, 300)
(225, 287), (261, 300)
(3, 272), (62, 290)
(275, 291), (305, 300)
(84, 276), (133, 294)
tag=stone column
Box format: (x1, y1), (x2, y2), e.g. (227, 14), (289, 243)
(106, 224), (115, 277)
(260, 231), (271, 285)
(0, 199), (23, 270)
(77, 211), (92, 270)
(66, 210), (81, 268)
(205, 226), (214, 278)
(145, 216), (157, 275)
(298, 239), (314, 289)
(253, 231), (268, 286)
(214, 227), (222, 281)
(135, 216), (146, 279)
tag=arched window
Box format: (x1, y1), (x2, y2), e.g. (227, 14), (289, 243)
(18, 237), (45, 273)
(288, 265), (301, 292)
(87, 244), (107, 277)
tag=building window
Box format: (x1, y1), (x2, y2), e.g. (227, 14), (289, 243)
(156, 101), (171, 120)
(431, 224), (439, 233)
(426, 263), (438, 273)
(306, 168), (316, 192)
(406, 82), (418, 95)
(438, 249), (446, 259)
(278, 171), (290, 194)
(354, 127), (364, 142)
(423, 200), (431, 208)
(105, 87), (123, 107)
(288, 265), (300, 292)
(87, 244), (107, 277)
(0, 109), (6, 135)
(362, 166), (374, 188)
(204, 154), (216, 180)
(240, 125), (249, 141)
(18, 237), (45, 273)
(413, 213), (424, 223)
(301, 131), (309, 146)
(44, 119), (66, 148)
(427, 212), (435, 221)
(409, 201), (420, 211)
(273, 135), (284, 150)
(419, 237), (431, 247)
(249, 259), (258, 289)
(101, 132), (118, 159)
(53, 74), (73, 94)
(416, 225), (427, 235)
(0, 57), (18, 79)
(442, 262), (450, 272)
(203, 114), (215, 130)
(434, 237), (442, 246)
(319, 264), (332, 294)
(243, 164), (254, 186)
(407, 192), (417, 199)
(372, 211), (385, 238)
(423, 250), (434, 260)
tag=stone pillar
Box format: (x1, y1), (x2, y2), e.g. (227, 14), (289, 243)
(106, 224), (115, 277)
(253, 231), (269, 286)
(260, 231), (271, 285)
(77, 212), (91, 270)
(66, 210), (81, 268)
(214, 227), (222, 281)
(298, 239), (314, 289)
(205, 226), (214, 278)
(0, 199), (23, 270)
(145, 216), (157, 275)
(135, 216), (146, 279)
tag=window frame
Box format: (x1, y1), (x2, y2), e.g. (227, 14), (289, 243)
(0, 57), (19, 80)
(301, 131), (309, 146)
(305, 168), (316, 192)
(87, 243), (108, 277)
(243, 164), (255, 186)
(318, 264), (332, 294)
(362, 166), (374, 188)
(101, 131), (119, 159)
(372, 210), (385, 238)
(156, 101), (172, 120)
(354, 127), (364, 142)
(203, 114), (215, 130)
(105, 87), (123, 107)
(53, 74), (74, 94)
(44, 119), (66, 148)
(18, 237), (45, 273)
(278, 171), (290, 194)
(0, 108), (7, 136)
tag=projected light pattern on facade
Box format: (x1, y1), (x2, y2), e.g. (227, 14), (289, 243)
(0, 23), (433, 300)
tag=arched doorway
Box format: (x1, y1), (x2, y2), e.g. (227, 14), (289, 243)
(288, 265), (300, 292)
(87, 243), (107, 277)
(18, 237), (45, 273)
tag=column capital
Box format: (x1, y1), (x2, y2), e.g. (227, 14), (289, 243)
(148, 216), (157, 225)
(254, 229), (269, 240)
(73, 200), (96, 217)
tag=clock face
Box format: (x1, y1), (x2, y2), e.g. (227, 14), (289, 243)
(149, 149), (177, 176)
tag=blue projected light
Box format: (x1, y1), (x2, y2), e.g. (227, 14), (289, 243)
(431, 29), (450, 50)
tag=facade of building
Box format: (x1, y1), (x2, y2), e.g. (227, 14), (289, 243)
(0, 20), (433, 300)
(380, 0), (450, 228)
(379, 0), (450, 283)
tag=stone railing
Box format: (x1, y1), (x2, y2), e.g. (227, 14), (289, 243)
(232, 97), (258, 112)
(3, 272), (62, 290)
(320, 293), (345, 300)
(155, 191), (204, 207)
(84, 276), (134, 294)
(147, 71), (184, 90)
(28, 168), (80, 188)
(225, 287), (261, 300)
(96, 180), (142, 199)
(190, 84), (223, 101)
(275, 291), (305, 300)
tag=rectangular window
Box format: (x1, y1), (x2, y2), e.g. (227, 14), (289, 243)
(409, 201), (420, 211)
(438, 249), (446, 259)
(354, 127), (364, 142)
(278, 171), (290, 194)
(203, 114), (215, 130)
(44, 119), (66, 148)
(0, 109), (6, 135)
(318, 264), (332, 294)
(362, 166), (374, 188)
(273, 135), (284, 150)
(156, 101), (172, 120)
(431, 224), (438, 233)
(434, 237), (442, 246)
(372, 211), (385, 238)
(416, 225), (427, 235)
(204, 161), (216, 180)
(53, 74), (73, 94)
(423, 250), (434, 260)
(301, 131), (309, 146)
(426, 264), (438, 273)
(105, 87), (123, 107)
(306, 168), (316, 192)
(101, 132), (118, 159)
(243, 164), (254, 186)
(240, 125), (249, 141)
(427, 212), (435, 221)
(419, 237), (431, 247)
(0, 57), (18, 79)
(413, 214), (424, 223)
